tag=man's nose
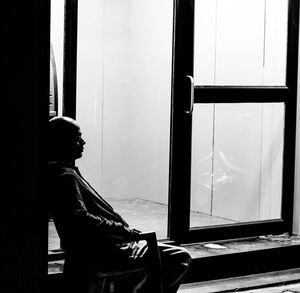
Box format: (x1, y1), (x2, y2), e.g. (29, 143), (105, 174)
(78, 137), (85, 145)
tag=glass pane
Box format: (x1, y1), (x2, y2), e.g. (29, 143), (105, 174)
(190, 103), (284, 227)
(50, 0), (64, 117)
(76, 0), (173, 239)
(194, 0), (288, 86)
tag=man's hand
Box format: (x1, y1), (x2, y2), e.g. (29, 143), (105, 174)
(129, 240), (148, 259)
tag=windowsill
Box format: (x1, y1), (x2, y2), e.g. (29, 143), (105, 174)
(48, 249), (65, 275)
(48, 235), (300, 293)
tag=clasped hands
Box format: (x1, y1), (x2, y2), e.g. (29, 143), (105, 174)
(128, 228), (148, 259)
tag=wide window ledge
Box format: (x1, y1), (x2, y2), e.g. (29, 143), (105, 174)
(48, 249), (65, 275)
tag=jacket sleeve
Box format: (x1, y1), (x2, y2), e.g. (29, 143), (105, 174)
(53, 173), (136, 242)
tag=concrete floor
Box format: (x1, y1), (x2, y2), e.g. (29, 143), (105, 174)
(49, 197), (236, 250)
(179, 268), (300, 293)
(179, 281), (300, 293)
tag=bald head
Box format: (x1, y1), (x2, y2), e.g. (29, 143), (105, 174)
(48, 116), (85, 162)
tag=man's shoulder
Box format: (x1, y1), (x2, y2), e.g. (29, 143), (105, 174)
(49, 162), (78, 178)
(60, 166), (77, 176)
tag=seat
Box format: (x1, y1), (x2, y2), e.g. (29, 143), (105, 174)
(64, 231), (163, 293)
(87, 264), (148, 293)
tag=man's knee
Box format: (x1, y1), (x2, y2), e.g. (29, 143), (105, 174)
(160, 245), (191, 291)
(177, 247), (192, 273)
(179, 247), (191, 263)
(159, 243), (192, 268)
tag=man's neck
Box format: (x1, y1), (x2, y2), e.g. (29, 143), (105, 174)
(50, 159), (76, 167)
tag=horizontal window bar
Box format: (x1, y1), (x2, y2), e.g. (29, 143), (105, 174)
(194, 86), (289, 103)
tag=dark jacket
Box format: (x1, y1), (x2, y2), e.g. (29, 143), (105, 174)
(48, 162), (136, 266)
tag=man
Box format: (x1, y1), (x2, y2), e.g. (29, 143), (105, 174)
(48, 116), (191, 293)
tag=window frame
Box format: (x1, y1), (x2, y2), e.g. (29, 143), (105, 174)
(62, 0), (78, 119)
(168, 0), (300, 243)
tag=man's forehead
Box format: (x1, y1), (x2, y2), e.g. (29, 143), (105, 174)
(69, 125), (81, 135)
(74, 129), (82, 136)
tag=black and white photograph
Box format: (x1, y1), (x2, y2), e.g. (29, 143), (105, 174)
(2, 1), (300, 292)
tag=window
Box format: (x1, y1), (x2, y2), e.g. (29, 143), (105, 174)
(169, 0), (299, 243)
(49, 0), (299, 250)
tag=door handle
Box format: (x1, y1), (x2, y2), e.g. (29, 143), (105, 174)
(185, 75), (194, 114)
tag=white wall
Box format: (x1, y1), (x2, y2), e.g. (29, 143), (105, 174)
(293, 11), (300, 234)
(194, 0), (288, 86)
(294, 98), (300, 234)
(76, 0), (173, 205)
(125, 0), (173, 203)
(76, 0), (106, 193)
(191, 103), (284, 222)
(191, 0), (287, 223)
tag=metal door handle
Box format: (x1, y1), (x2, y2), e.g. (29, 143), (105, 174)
(185, 75), (194, 114)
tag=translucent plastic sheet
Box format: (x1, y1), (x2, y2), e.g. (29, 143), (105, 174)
(190, 103), (284, 227)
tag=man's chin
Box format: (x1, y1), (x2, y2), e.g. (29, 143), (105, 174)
(75, 153), (83, 159)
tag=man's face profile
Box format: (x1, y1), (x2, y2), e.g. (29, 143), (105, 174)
(49, 116), (86, 162)
(70, 128), (85, 159)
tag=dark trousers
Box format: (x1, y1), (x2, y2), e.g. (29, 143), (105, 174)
(153, 242), (191, 293)
(63, 242), (191, 293)
(113, 242), (191, 293)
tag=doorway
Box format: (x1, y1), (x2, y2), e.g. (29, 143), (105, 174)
(169, 0), (299, 243)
